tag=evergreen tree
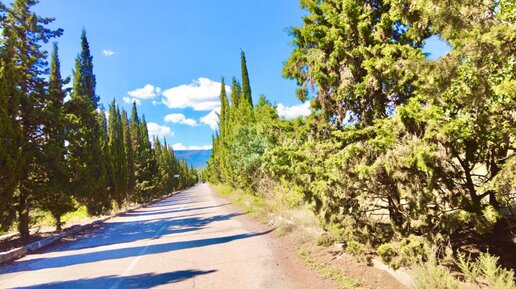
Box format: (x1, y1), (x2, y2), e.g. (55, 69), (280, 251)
(240, 51), (252, 107)
(122, 109), (135, 201)
(75, 29), (98, 106)
(283, 0), (431, 126)
(0, 5), (23, 230)
(129, 102), (143, 201)
(108, 100), (127, 207)
(37, 43), (74, 230)
(219, 77), (230, 138)
(230, 76), (241, 109)
(67, 29), (108, 215)
(1, 0), (62, 239)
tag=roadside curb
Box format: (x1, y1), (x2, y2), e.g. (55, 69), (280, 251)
(0, 191), (179, 265)
(371, 258), (415, 289)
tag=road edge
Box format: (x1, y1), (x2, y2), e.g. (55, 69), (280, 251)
(0, 190), (182, 265)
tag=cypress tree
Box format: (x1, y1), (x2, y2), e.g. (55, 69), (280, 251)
(0, 6), (23, 230)
(37, 43), (74, 230)
(230, 76), (241, 109)
(1, 0), (62, 239)
(130, 102), (143, 201)
(122, 109), (135, 201)
(75, 29), (98, 106)
(108, 100), (127, 207)
(219, 77), (230, 138)
(67, 29), (108, 215)
(240, 51), (252, 107)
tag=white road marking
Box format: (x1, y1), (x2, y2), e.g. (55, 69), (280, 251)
(108, 202), (186, 289)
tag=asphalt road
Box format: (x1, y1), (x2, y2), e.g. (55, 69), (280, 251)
(0, 184), (318, 289)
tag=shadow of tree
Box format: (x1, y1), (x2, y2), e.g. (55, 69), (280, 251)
(2, 228), (272, 274)
(7, 269), (217, 289)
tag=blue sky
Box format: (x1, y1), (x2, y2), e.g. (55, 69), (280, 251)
(33, 1), (448, 150)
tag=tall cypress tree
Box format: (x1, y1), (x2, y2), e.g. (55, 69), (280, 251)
(37, 43), (74, 230)
(1, 0), (62, 239)
(0, 5), (23, 231)
(67, 29), (108, 215)
(76, 29), (98, 106)
(108, 100), (127, 207)
(122, 109), (135, 201)
(219, 77), (230, 138)
(230, 76), (241, 109)
(240, 51), (252, 107)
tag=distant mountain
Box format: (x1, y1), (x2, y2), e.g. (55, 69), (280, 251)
(174, 150), (212, 168)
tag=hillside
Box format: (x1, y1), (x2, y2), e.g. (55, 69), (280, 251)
(174, 150), (212, 169)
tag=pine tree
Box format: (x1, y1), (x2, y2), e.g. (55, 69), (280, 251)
(37, 43), (74, 230)
(1, 0), (62, 239)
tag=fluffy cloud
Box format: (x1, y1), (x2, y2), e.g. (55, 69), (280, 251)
(276, 102), (311, 119)
(102, 49), (115, 57)
(172, 143), (212, 151)
(200, 109), (220, 130)
(161, 78), (228, 111)
(128, 84), (161, 100)
(164, 113), (198, 126)
(147, 122), (174, 139)
(122, 96), (141, 105)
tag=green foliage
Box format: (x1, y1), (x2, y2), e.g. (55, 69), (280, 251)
(344, 241), (366, 257)
(376, 235), (430, 269)
(0, 3), (197, 235)
(415, 260), (460, 289)
(36, 43), (74, 230)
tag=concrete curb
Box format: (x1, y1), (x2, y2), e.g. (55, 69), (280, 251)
(0, 191), (179, 265)
(371, 258), (416, 289)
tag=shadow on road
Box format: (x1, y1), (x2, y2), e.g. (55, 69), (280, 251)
(7, 269), (217, 289)
(3, 230), (272, 274)
(41, 212), (245, 254)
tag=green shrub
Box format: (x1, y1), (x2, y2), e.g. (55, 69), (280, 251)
(377, 235), (430, 269)
(415, 261), (460, 289)
(476, 252), (514, 289)
(317, 233), (336, 247)
(345, 241), (366, 257)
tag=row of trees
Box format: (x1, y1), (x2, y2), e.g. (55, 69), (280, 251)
(207, 0), (515, 259)
(0, 0), (196, 239)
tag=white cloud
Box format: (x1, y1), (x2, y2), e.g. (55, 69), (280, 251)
(122, 96), (141, 105)
(172, 143), (212, 151)
(200, 109), (220, 130)
(147, 122), (174, 139)
(164, 113), (198, 126)
(161, 77), (229, 111)
(102, 49), (115, 57)
(128, 84), (161, 100)
(152, 100), (161, 106)
(276, 102), (311, 119)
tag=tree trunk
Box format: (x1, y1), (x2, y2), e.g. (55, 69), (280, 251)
(17, 192), (30, 242)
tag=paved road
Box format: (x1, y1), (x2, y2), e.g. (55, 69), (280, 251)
(0, 184), (317, 289)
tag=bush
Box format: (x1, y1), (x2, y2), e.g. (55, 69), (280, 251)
(345, 240), (366, 257)
(377, 235), (430, 269)
(415, 261), (460, 289)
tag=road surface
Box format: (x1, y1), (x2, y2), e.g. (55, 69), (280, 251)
(0, 184), (333, 289)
